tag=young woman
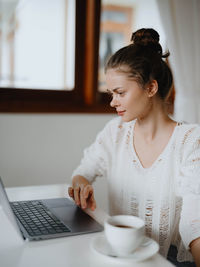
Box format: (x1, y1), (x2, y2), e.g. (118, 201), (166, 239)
(68, 28), (200, 266)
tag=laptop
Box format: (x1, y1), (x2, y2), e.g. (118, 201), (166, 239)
(0, 177), (103, 241)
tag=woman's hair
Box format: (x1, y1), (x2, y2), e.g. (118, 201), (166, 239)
(105, 28), (173, 100)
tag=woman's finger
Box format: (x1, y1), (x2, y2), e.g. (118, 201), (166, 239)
(80, 184), (87, 209)
(88, 191), (96, 211)
(74, 186), (81, 205)
(83, 184), (93, 199)
(84, 185), (96, 210)
(68, 187), (74, 198)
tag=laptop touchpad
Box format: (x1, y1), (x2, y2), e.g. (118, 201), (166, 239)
(51, 206), (97, 232)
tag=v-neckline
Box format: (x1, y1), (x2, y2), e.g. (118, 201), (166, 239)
(130, 120), (178, 171)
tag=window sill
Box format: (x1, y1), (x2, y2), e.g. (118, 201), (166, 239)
(0, 88), (114, 113)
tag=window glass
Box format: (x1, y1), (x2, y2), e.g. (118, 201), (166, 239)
(98, 0), (167, 92)
(0, 0), (75, 90)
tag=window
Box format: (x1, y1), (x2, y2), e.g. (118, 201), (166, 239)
(0, 0), (174, 114)
(0, 0), (114, 113)
(98, 4), (133, 92)
(0, 0), (75, 90)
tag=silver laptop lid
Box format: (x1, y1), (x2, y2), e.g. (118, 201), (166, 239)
(0, 177), (24, 240)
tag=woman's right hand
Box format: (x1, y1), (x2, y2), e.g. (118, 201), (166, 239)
(68, 176), (96, 211)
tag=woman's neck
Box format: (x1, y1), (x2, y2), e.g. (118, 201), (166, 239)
(135, 99), (176, 142)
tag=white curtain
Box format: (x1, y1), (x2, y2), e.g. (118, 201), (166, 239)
(0, 0), (19, 34)
(156, 0), (200, 123)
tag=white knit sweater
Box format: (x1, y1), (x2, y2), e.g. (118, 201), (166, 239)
(72, 117), (200, 262)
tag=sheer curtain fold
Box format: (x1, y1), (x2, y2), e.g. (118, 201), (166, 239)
(156, 0), (200, 123)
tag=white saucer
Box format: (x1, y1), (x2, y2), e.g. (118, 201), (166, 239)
(90, 235), (159, 262)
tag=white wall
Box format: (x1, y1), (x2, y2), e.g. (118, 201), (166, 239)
(0, 114), (115, 187)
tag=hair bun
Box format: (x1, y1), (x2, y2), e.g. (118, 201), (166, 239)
(130, 28), (168, 57)
(131, 28), (159, 45)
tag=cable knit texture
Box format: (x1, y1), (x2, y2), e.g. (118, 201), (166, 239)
(72, 117), (200, 262)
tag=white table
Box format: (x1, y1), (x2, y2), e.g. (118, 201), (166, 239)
(0, 184), (174, 267)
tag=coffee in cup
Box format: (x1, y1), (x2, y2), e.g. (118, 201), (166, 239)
(104, 215), (145, 257)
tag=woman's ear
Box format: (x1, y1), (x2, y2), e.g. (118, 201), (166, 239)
(146, 80), (158, 97)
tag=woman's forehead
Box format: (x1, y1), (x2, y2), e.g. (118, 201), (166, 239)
(105, 69), (129, 81)
(106, 69), (138, 84)
(105, 71), (128, 86)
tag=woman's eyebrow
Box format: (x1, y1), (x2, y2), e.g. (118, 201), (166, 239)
(106, 87), (123, 93)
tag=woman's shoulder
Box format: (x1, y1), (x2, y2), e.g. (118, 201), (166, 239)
(176, 122), (200, 152)
(176, 121), (200, 139)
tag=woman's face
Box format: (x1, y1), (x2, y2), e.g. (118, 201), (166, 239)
(105, 68), (151, 122)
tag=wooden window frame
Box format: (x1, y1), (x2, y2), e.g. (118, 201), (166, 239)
(0, 0), (113, 113)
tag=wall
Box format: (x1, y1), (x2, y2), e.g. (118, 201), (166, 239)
(0, 114), (114, 187)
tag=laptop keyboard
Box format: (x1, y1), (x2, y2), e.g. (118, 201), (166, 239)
(11, 200), (71, 236)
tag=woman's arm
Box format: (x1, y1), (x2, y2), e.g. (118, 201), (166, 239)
(68, 120), (116, 211)
(190, 237), (200, 267)
(178, 126), (200, 265)
(68, 175), (96, 211)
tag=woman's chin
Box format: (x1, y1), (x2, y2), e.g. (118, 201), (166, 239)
(121, 115), (135, 122)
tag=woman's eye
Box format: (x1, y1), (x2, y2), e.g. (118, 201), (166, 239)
(106, 90), (125, 98)
(118, 91), (125, 96)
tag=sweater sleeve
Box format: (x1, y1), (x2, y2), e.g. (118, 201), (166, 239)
(178, 126), (200, 249)
(71, 118), (117, 184)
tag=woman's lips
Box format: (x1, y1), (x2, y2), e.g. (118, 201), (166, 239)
(117, 111), (125, 116)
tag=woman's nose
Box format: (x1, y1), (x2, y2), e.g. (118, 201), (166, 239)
(110, 96), (119, 108)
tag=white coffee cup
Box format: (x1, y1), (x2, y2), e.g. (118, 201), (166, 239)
(104, 215), (145, 257)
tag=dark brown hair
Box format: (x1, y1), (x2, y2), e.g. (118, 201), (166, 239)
(105, 28), (173, 100)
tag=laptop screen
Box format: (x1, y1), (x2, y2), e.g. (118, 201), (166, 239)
(0, 177), (24, 240)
